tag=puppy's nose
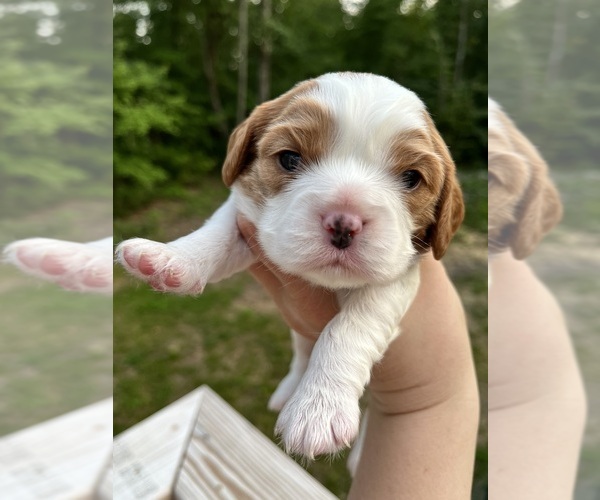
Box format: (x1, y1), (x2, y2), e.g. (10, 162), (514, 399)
(322, 212), (363, 250)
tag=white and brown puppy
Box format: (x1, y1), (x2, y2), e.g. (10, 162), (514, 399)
(117, 72), (464, 458)
(488, 98), (562, 260)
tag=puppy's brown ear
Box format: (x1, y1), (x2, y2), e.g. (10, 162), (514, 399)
(424, 114), (465, 259)
(505, 123), (562, 259)
(222, 80), (317, 187)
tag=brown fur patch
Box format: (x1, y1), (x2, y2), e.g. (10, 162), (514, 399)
(221, 81), (322, 200)
(388, 130), (440, 254)
(389, 114), (464, 259)
(488, 106), (562, 258)
(241, 98), (334, 200)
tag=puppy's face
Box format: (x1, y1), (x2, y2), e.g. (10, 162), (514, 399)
(488, 98), (562, 259)
(224, 73), (464, 288)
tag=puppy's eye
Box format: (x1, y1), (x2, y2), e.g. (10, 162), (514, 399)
(278, 151), (302, 172)
(401, 170), (421, 190)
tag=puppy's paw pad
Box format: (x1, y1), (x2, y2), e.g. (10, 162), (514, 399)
(268, 373), (303, 412)
(276, 392), (360, 458)
(3, 238), (112, 294)
(116, 239), (205, 294)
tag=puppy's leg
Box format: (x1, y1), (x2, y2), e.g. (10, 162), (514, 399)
(3, 237), (113, 294)
(116, 195), (254, 294)
(276, 267), (420, 458)
(268, 330), (315, 412)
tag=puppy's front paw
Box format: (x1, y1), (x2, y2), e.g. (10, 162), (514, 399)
(116, 238), (205, 294)
(275, 389), (360, 458)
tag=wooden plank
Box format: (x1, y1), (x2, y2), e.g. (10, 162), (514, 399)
(175, 386), (336, 500)
(0, 398), (112, 499)
(95, 455), (112, 500)
(112, 389), (204, 499)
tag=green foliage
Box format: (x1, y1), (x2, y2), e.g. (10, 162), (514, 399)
(113, 43), (190, 214)
(489, 0), (600, 170)
(0, 6), (111, 217)
(113, 0), (488, 216)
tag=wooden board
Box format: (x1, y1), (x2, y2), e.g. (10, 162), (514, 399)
(112, 386), (336, 500)
(0, 398), (112, 499)
(112, 389), (204, 499)
(174, 386), (337, 500)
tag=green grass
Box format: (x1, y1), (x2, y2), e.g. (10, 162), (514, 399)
(114, 174), (488, 498)
(459, 170), (488, 234)
(0, 198), (112, 434)
(551, 171), (600, 233)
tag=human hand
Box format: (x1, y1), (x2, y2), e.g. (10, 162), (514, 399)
(237, 216), (479, 498)
(488, 253), (586, 499)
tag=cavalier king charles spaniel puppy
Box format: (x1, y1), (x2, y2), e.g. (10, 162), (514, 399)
(117, 73), (464, 458)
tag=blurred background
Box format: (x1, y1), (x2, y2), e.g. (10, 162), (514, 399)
(113, 0), (488, 497)
(0, 0), (112, 433)
(490, 0), (600, 497)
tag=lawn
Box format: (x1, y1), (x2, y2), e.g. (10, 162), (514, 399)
(0, 199), (112, 435)
(114, 172), (488, 498)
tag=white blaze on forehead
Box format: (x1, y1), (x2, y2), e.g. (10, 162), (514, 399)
(488, 97), (503, 131)
(308, 73), (427, 164)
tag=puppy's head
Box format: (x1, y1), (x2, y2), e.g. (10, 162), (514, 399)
(488, 98), (562, 259)
(224, 73), (464, 288)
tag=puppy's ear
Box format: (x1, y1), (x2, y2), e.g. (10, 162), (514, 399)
(424, 114), (465, 259)
(504, 122), (562, 259)
(222, 80), (316, 187)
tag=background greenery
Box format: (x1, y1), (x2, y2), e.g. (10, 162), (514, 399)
(0, 0), (112, 217)
(114, 0), (488, 497)
(113, 0), (488, 216)
(490, 1), (600, 497)
(0, 1), (112, 433)
(489, 0), (599, 172)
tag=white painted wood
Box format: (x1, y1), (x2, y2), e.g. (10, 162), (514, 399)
(112, 386), (336, 500)
(174, 386), (337, 500)
(112, 389), (205, 499)
(0, 398), (112, 499)
(95, 455), (113, 500)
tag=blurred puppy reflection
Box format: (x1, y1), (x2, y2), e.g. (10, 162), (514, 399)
(3, 236), (112, 294)
(488, 99), (586, 499)
(488, 98), (562, 259)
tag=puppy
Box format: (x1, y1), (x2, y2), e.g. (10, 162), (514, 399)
(488, 98), (562, 260)
(3, 237), (113, 294)
(117, 73), (464, 458)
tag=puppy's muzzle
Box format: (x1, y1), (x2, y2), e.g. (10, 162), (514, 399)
(322, 212), (363, 250)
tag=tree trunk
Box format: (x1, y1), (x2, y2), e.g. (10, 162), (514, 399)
(236, 0), (249, 124)
(546, 0), (568, 86)
(258, 0), (272, 103)
(453, 0), (469, 86)
(198, 27), (229, 138)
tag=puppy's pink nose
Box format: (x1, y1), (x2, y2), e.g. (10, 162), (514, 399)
(322, 212), (363, 249)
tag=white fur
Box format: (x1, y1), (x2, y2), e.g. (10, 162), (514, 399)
(488, 97), (503, 132)
(116, 73), (432, 458)
(3, 237), (113, 294)
(488, 96), (504, 289)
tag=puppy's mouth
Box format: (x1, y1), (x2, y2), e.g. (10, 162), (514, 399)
(301, 247), (381, 286)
